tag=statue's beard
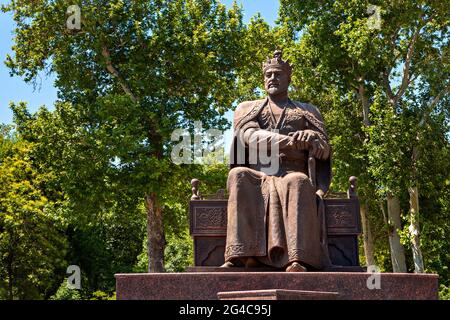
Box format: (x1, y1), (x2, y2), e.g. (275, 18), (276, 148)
(266, 86), (287, 96)
(266, 87), (278, 95)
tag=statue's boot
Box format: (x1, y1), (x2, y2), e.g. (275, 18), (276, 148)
(221, 261), (235, 268)
(285, 261), (307, 272)
(221, 258), (245, 268)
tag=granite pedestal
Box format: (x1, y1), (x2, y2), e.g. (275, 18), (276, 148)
(115, 272), (438, 300)
(217, 289), (339, 300)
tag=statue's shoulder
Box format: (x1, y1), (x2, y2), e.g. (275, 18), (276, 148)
(235, 99), (265, 115)
(234, 99), (265, 119)
(291, 100), (324, 121)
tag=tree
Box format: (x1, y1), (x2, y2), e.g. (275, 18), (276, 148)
(3, 0), (250, 272)
(0, 129), (67, 299)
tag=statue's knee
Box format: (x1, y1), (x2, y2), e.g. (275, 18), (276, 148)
(284, 172), (309, 187)
(228, 167), (251, 183)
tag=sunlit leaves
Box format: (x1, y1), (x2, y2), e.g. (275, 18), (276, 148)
(0, 133), (67, 299)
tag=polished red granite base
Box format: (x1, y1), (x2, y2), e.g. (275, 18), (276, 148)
(217, 289), (339, 300)
(115, 272), (438, 300)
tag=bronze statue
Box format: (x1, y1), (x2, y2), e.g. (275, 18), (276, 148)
(223, 50), (332, 272)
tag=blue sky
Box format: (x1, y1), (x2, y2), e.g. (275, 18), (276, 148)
(0, 0), (279, 126)
(222, 0), (278, 25)
(0, 0), (58, 125)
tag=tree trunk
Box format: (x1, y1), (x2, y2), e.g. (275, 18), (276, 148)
(358, 83), (371, 126)
(145, 193), (165, 273)
(408, 186), (424, 273)
(360, 203), (375, 266)
(386, 194), (407, 273)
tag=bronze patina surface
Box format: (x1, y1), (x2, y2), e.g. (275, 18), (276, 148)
(224, 51), (332, 271)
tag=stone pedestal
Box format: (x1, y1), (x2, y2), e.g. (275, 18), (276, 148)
(217, 289), (339, 300)
(115, 272), (438, 300)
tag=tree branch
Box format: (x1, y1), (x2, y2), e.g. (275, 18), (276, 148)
(419, 84), (450, 127)
(390, 28), (402, 61)
(394, 27), (421, 103)
(392, 13), (436, 105)
(382, 70), (396, 105)
(101, 46), (138, 103)
(357, 78), (371, 126)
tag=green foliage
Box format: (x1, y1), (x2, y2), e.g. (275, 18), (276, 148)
(49, 280), (116, 300)
(164, 233), (194, 273)
(4, 102), (148, 295)
(364, 93), (415, 195)
(0, 132), (67, 299)
(65, 206), (145, 293)
(439, 285), (450, 300)
(50, 281), (82, 300)
(90, 290), (116, 300)
(135, 232), (194, 273)
(420, 177), (450, 291)
(133, 158), (229, 273)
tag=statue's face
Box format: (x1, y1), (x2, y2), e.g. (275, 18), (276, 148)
(264, 67), (290, 96)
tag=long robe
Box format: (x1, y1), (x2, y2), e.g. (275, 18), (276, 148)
(225, 97), (332, 270)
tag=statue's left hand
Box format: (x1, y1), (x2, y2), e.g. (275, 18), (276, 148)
(289, 130), (329, 160)
(289, 130), (317, 150)
(297, 130), (318, 144)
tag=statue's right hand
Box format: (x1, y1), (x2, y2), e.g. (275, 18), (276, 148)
(288, 131), (309, 150)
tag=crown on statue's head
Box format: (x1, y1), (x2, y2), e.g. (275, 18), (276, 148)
(262, 50), (293, 75)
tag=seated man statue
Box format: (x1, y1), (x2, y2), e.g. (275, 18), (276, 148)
(223, 50), (332, 272)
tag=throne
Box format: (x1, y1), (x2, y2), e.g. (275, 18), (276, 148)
(188, 176), (364, 272)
